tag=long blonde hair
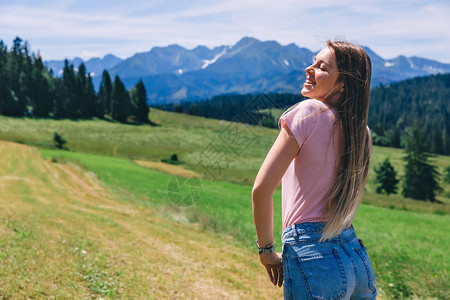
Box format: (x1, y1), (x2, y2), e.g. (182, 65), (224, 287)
(320, 41), (372, 241)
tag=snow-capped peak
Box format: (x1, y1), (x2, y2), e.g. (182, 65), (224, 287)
(384, 61), (394, 67)
(202, 48), (228, 69)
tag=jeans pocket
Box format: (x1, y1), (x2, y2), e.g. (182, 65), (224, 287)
(354, 247), (377, 293)
(293, 248), (347, 300)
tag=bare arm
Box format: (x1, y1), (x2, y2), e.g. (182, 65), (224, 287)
(252, 126), (299, 286)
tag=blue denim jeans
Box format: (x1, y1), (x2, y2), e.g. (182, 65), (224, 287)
(282, 223), (377, 300)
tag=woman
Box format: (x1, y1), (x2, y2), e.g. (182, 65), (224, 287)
(252, 41), (377, 299)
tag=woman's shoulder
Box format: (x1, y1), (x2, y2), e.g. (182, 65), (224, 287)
(296, 99), (332, 111)
(291, 99), (335, 117)
(281, 99), (334, 128)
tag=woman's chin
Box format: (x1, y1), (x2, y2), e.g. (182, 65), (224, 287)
(301, 88), (313, 98)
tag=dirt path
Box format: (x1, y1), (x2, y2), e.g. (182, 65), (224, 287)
(134, 159), (201, 178)
(0, 141), (283, 299)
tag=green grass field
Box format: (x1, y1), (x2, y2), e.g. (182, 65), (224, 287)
(1, 110), (449, 299)
(1, 110), (449, 196)
(0, 142), (284, 299)
(38, 148), (450, 299)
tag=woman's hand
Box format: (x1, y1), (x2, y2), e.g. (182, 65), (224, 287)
(259, 251), (283, 287)
(252, 127), (297, 288)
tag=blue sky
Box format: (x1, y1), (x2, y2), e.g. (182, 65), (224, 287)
(0, 0), (449, 62)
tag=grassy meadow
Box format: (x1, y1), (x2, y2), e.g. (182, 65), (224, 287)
(0, 109), (449, 299)
(0, 142), (284, 299)
(0, 109), (449, 201)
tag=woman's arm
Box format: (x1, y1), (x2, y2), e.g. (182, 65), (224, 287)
(252, 125), (299, 286)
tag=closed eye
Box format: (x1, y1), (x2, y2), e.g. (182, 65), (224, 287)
(313, 58), (327, 71)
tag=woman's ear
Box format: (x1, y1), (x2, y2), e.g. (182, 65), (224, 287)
(338, 80), (344, 93)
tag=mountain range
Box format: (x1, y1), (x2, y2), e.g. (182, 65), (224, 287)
(45, 37), (450, 104)
(46, 54), (123, 77)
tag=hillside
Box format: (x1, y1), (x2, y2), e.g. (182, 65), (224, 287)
(0, 109), (449, 298)
(0, 108), (449, 203)
(0, 140), (447, 299)
(0, 141), (283, 298)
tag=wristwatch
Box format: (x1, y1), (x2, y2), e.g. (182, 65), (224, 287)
(255, 240), (275, 255)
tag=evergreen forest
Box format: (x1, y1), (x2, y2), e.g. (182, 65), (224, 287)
(0, 37), (149, 123)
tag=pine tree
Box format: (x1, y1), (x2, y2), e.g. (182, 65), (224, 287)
(99, 70), (112, 116)
(131, 79), (149, 123)
(61, 60), (77, 118)
(3, 37), (28, 116)
(374, 158), (399, 195)
(31, 54), (52, 117)
(443, 128), (449, 156)
(84, 72), (99, 118)
(53, 132), (67, 149)
(111, 76), (129, 123)
(76, 63), (87, 117)
(52, 78), (66, 118)
(432, 127), (444, 154)
(0, 40), (8, 114)
(388, 127), (401, 148)
(402, 125), (441, 201)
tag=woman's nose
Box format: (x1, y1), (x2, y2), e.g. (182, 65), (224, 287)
(305, 65), (314, 75)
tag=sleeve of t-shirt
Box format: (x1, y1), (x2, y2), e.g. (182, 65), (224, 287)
(279, 100), (322, 148)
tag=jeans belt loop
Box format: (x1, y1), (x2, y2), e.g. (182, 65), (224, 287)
(291, 224), (297, 238)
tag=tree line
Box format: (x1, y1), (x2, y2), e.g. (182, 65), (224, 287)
(158, 73), (450, 155)
(369, 73), (450, 155)
(0, 37), (149, 123)
(156, 93), (303, 128)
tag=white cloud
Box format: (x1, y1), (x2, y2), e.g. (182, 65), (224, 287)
(80, 51), (101, 60)
(0, 0), (448, 63)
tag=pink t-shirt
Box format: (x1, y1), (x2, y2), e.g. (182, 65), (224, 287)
(280, 99), (340, 230)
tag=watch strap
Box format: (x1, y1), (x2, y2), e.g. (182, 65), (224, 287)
(255, 240), (275, 255)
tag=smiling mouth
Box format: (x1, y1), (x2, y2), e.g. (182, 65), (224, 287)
(305, 76), (316, 85)
(304, 79), (316, 87)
